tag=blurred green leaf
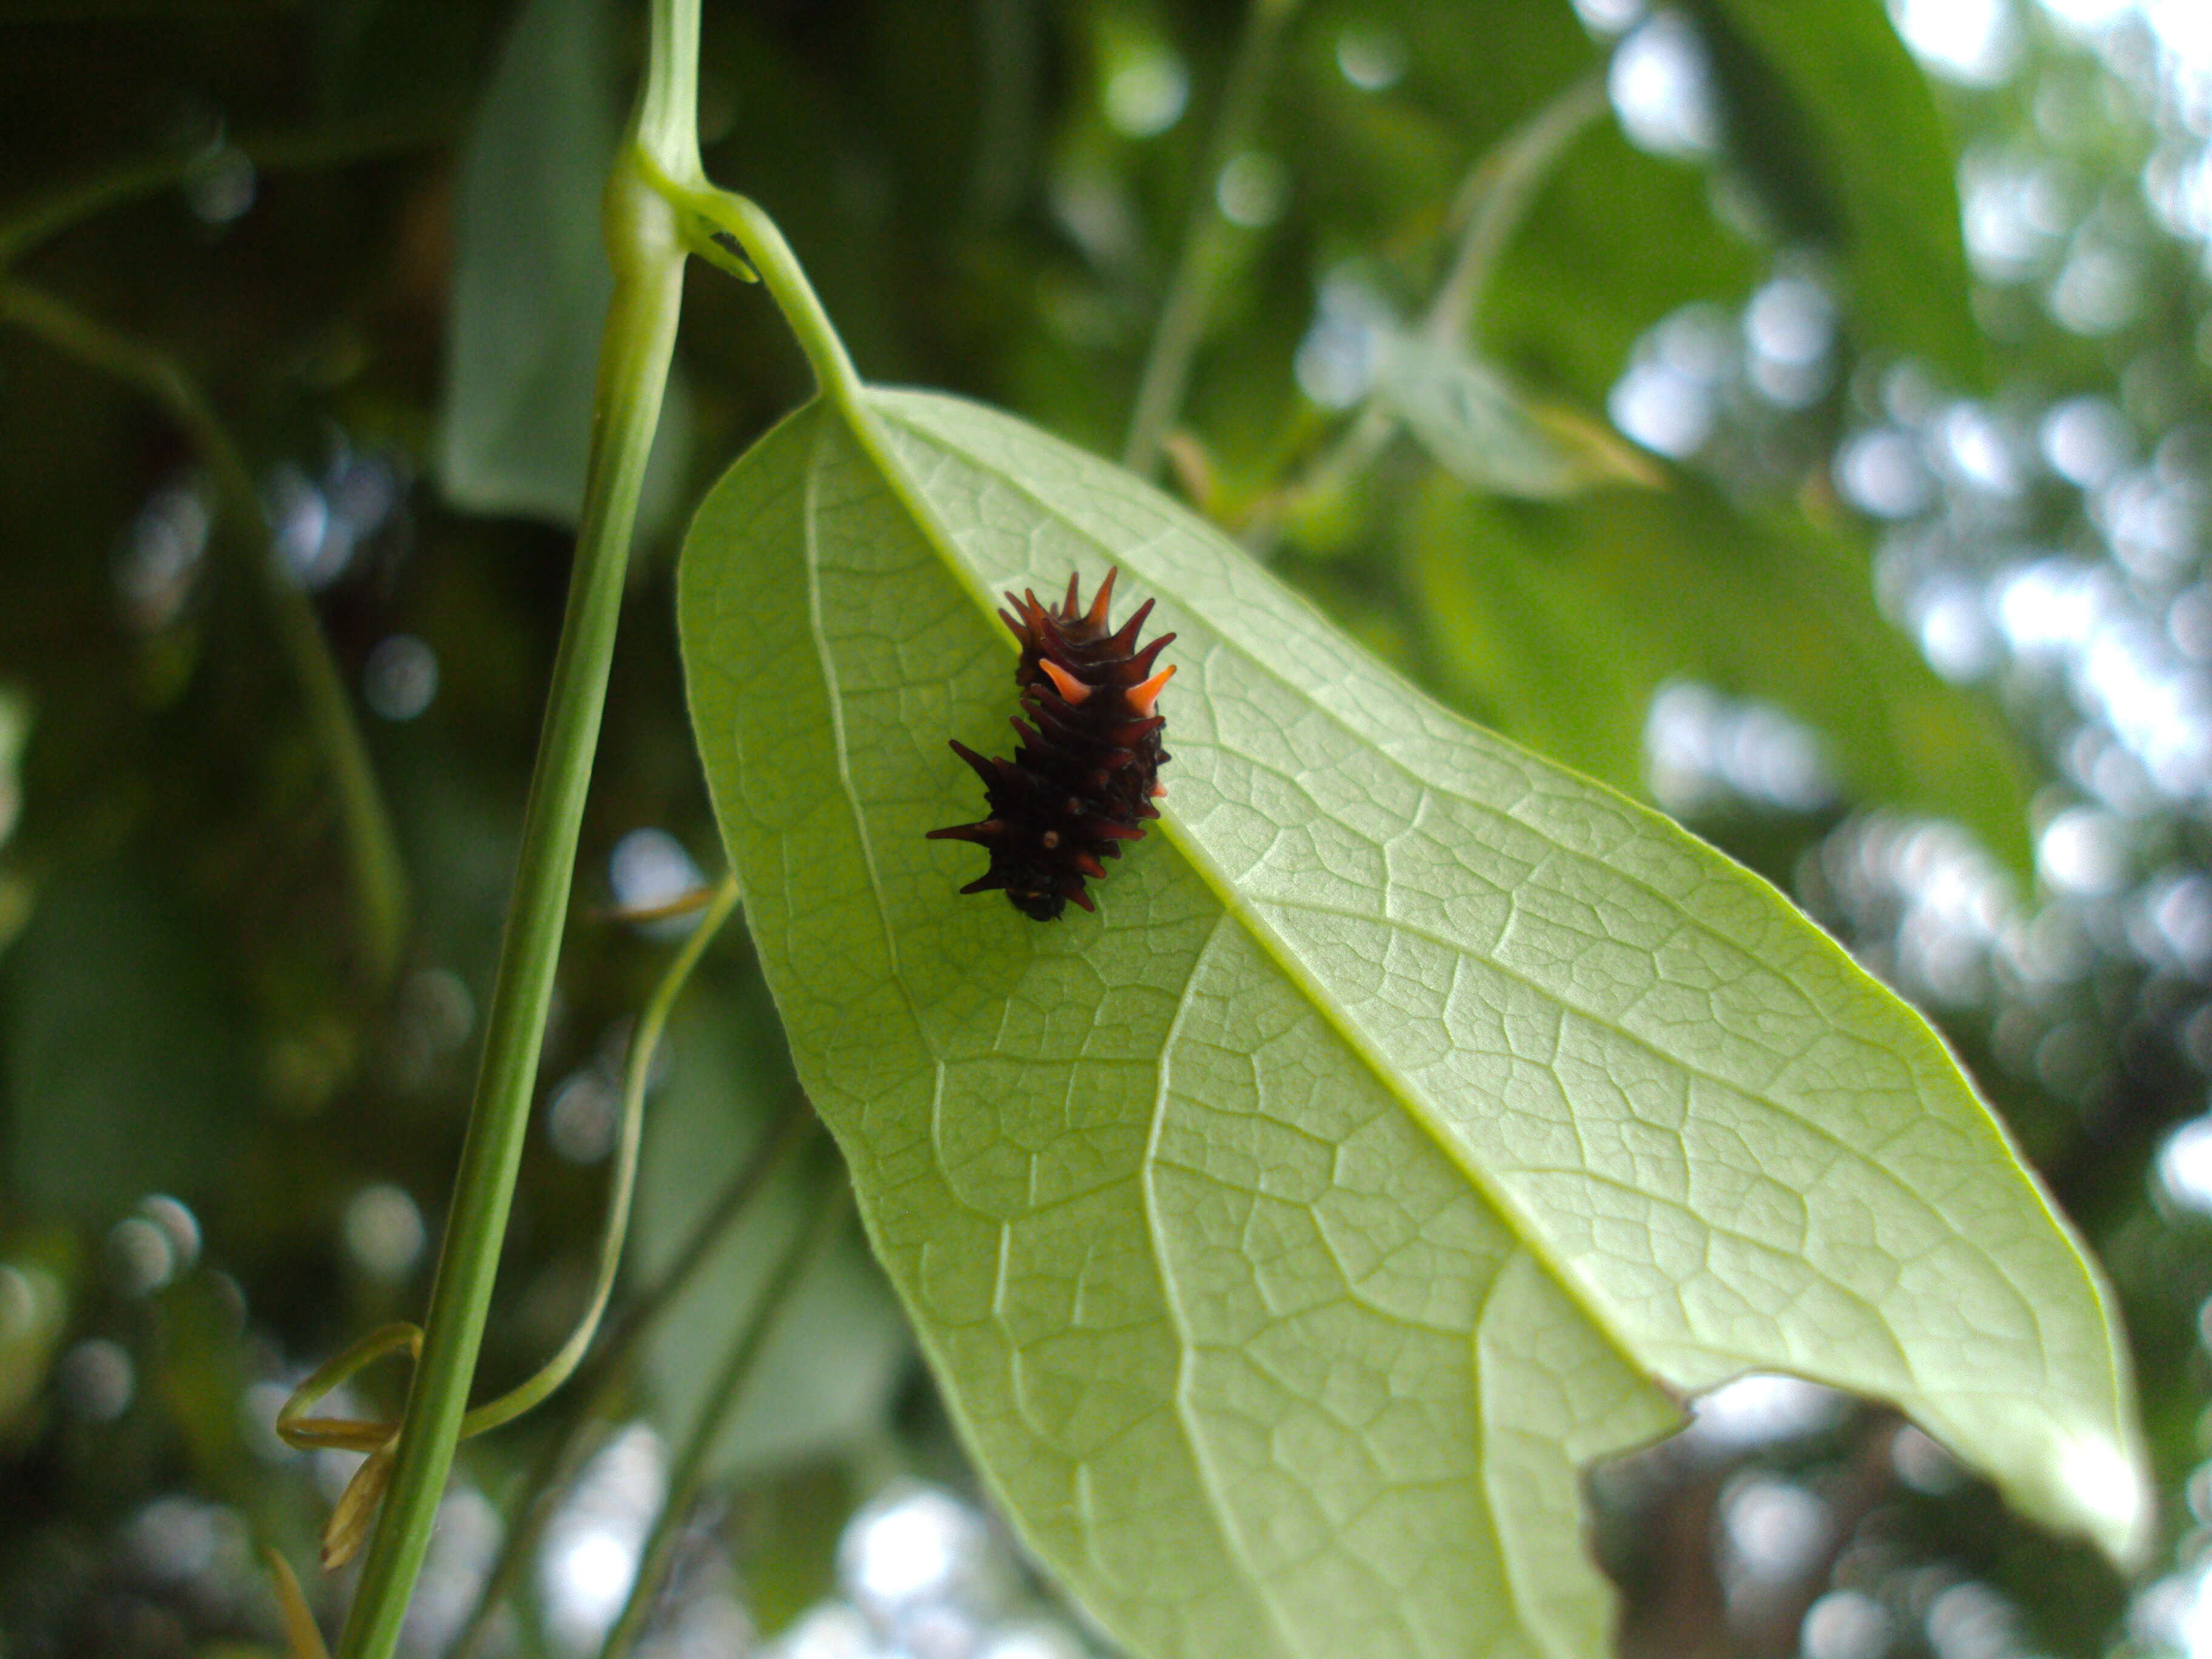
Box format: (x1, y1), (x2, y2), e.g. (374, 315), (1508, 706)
(1405, 474), (2034, 870)
(437, 0), (690, 531)
(729, 1461), (855, 1637)
(0, 688), (32, 967)
(1691, 0), (1985, 385)
(2, 863), (244, 1221)
(1376, 330), (1660, 497)
(1284, 1), (1760, 407)
(0, 1242), (65, 1442)
(0, 686), (28, 851)
(677, 382), (2144, 1657)
(634, 982), (910, 1479)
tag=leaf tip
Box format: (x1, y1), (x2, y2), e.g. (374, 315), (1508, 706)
(2053, 1429), (2155, 1570)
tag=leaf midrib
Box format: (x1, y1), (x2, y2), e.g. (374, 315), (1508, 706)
(1254, 889), (2047, 1369)
(865, 392), (2091, 1386)
(871, 393), (1914, 1044)
(848, 395), (1667, 1431)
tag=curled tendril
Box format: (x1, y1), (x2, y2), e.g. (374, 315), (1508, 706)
(272, 875), (742, 1569)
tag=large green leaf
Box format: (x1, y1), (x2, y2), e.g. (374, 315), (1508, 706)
(1406, 475), (2034, 871)
(1691, 0), (1985, 385)
(677, 386), (2143, 1658)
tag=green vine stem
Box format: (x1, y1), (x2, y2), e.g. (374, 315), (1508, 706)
(597, 1175), (854, 1659)
(1121, 0), (1304, 479)
(324, 0), (887, 1640)
(329, 10), (699, 1649)
(648, 170), (863, 417)
(445, 1100), (819, 1659)
(0, 280), (410, 985)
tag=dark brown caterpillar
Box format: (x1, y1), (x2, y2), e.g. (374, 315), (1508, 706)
(927, 568), (1175, 920)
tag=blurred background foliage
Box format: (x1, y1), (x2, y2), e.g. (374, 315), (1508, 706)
(4, 0), (2212, 1655)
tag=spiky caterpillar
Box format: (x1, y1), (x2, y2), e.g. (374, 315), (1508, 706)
(927, 568), (1176, 920)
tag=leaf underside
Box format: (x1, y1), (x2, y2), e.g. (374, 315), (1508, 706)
(677, 387), (2142, 1659)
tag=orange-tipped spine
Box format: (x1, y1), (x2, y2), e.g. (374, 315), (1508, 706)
(928, 566), (1175, 921)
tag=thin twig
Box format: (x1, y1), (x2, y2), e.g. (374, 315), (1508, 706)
(593, 883), (722, 925)
(1423, 71), (1607, 346)
(0, 102), (463, 269)
(597, 1172), (854, 1659)
(0, 279), (411, 984)
(461, 876), (743, 1439)
(1120, 0), (1304, 479)
(278, 876), (752, 1570)
(444, 1100), (819, 1659)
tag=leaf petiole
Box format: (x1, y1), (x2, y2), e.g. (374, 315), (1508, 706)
(634, 156), (862, 413)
